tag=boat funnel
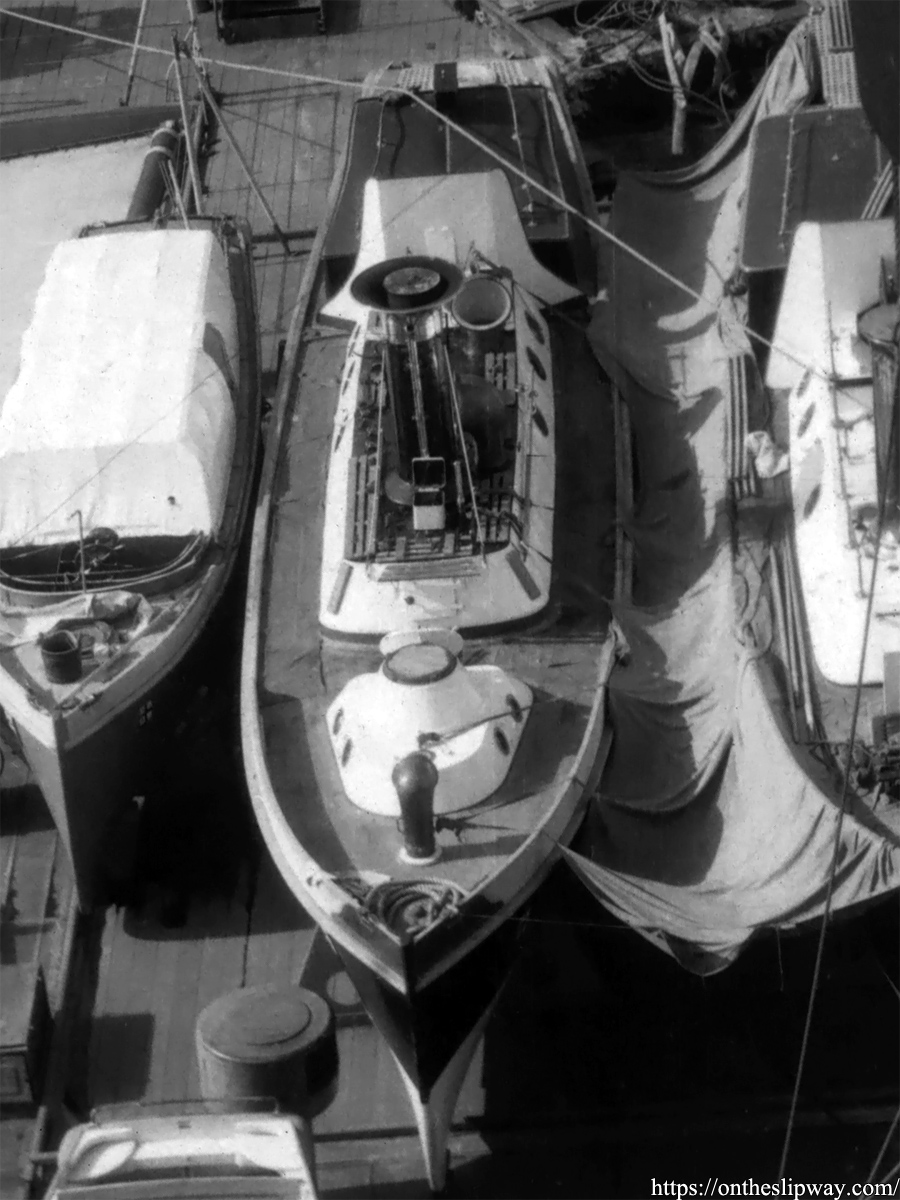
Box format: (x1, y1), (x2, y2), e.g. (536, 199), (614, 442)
(350, 255), (464, 316)
(451, 275), (511, 368)
(126, 120), (182, 222)
(392, 752), (441, 865)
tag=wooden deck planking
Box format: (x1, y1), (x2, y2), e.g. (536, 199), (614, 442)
(243, 854), (316, 990)
(193, 888), (254, 1012)
(86, 908), (117, 1047)
(157, 878), (255, 1102)
(284, 83), (308, 233)
(291, 90), (342, 234)
(152, 931), (212, 1104)
(253, 93), (301, 370)
(86, 896), (250, 1106)
(245, 101), (283, 357)
(119, 0), (187, 112)
(0, 0), (492, 375)
(143, 918), (238, 1106)
(142, 934), (193, 1103)
(88, 912), (152, 1104)
(1, 824), (56, 965)
(103, 920), (160, 1032)
(229, 100), (268, 225)
(368, 3), (413, 66)
(316, 1022), (383, 1135)
(182, 934), (248, 1099)
(33, 837), (70, 1003)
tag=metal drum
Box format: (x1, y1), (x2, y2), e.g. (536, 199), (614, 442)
(196, 984), (338, 1118)
(39, 630), (82, 685)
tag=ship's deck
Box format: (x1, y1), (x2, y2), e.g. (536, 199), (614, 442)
(0, 2), (897, 1196)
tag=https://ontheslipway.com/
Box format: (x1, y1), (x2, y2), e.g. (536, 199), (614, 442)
(650, 1181), (899, 1198)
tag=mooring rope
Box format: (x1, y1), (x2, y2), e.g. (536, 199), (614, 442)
(365, 878), (468, 934)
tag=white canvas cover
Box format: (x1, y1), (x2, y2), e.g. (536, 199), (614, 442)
(0, 138), (151, 403)
(0, 229), (238, 547)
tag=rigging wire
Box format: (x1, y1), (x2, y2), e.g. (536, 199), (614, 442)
(866, 1105), (900, 1185)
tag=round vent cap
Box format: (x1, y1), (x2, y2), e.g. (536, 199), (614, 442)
(383, 642), (457, 686)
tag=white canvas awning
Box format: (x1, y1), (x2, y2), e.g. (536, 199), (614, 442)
(0, 228), (239, 547)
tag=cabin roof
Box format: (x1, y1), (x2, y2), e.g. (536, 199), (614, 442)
(741, 106), (889, 274)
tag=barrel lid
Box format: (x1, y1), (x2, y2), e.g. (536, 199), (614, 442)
(199, 986), (318, 1059)
(384, 265), (442, 302)
(383, 642), (456, 685)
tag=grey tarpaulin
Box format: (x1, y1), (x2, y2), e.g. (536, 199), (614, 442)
(565, 21), (900, 975)
(566, 548), (899, 975)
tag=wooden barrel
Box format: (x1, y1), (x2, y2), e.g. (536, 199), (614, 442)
(195, 984), (338, 1118)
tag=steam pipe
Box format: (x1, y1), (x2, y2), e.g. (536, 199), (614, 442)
(126, 120), (182, 222)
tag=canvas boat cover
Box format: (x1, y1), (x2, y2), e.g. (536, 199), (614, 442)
(567, 22), (900, 975)
(0, 137), (152, 404)
(0, 228), (238, 548)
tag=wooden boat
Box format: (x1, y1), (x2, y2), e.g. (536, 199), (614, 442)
(563, 5), (899, 978)
(0, 215), (261, 911)
(750, 0), (898, 797)
(242, 58), (628, 1190)
(715, 0), (899, 849)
